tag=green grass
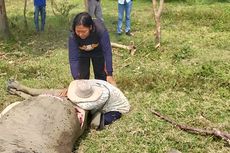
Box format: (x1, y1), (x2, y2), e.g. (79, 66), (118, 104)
(1, 0), (230, 152)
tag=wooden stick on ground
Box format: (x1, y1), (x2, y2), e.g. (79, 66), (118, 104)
(151, 109), (230, 144)
(111, 42), (136, 55)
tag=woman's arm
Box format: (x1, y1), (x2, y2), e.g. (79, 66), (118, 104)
(68, 33), (80, 80)
(100, 31), (113, 76)
(100, 31), (116, 86)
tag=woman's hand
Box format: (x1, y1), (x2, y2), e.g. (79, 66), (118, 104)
(106, 76), (117, 86)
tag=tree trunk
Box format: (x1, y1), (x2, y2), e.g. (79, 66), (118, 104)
(152, 0), (164, 49)
(0, 0), (10, 39)
(23, 0), (28, 28)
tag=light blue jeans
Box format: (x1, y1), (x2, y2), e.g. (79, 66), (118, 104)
(34, 6), (46, 32)
(117, 1), (132, 34)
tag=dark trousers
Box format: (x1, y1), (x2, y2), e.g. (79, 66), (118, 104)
(78, 56), (106, 81)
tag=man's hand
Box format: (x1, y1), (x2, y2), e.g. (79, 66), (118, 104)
(106, 76), (117, 86)
(59, 88), (68, 97)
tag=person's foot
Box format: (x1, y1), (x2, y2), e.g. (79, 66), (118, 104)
(117, 32), (122, 36)
(126, 31), (134, 36)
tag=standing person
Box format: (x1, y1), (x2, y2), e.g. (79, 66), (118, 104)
(34, 0), (46, 32)
(117, 0), (133, 36)
(68, 12), (116, 86)
(87, 0), (103, 20)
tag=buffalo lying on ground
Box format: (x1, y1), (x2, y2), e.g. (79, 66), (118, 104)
(0, 81), (87, 153)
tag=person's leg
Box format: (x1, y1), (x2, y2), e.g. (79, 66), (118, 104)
(125, 0), (133, 33)
(78, 57), (91, 79)
(95, 0), (103, 20)
(90, 111), (122, 130)
(40, 6), (46, 31)
(88, 0), (96, 18)
(117, 4), (125, 34)
(92, 56), (106, 81)
(103, 111), (122, 125)
(34, 6), (39, 32)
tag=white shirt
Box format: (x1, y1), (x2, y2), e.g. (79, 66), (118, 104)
(118, 0), (132, 5)
(73, 79), (130, 114)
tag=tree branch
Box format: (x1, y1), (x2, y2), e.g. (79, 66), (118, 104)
(151, 109), (230, 144)
(111, 42), (136, 55)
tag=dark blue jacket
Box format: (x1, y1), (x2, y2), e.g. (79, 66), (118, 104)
(68, 19), (113, 79)
(34, 0), (46, 7)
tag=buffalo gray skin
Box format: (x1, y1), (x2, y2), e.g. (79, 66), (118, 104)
(0, 80), (87, 153)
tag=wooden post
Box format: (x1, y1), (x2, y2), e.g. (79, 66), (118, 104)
(152, 0), (164, 49)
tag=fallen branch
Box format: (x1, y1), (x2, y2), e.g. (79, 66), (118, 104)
(111, 42), (136, 55)
(151, 109), (230, 144)
(0, 52), (7, 59)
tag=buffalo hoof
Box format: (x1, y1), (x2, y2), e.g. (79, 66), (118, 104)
(7, 87), (17, 95)
(7, 79), (20, 90)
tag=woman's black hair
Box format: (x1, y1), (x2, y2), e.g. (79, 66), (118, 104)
(72, 12), (94, 32)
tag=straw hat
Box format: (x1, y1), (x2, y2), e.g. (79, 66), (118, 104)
(67, 80), (103, 103)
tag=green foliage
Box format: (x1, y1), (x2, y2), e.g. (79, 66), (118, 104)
(172, 45), (193, 62)
(51, 0), (78, 17)
(197, 62), (215, 77)
(163, 4), (230, 32)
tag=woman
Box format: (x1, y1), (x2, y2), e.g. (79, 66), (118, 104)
(68, 12), (116, 86)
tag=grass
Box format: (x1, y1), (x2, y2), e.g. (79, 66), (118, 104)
(1, 0), (230, 152)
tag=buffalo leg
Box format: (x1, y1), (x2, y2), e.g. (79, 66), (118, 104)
(7, 79), (64, 97)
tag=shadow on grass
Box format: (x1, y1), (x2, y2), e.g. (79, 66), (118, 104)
(1, 15), (70, 57)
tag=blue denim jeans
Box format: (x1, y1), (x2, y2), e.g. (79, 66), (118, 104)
(117, 1), (132, 34)
(34, 6), (46, 31)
